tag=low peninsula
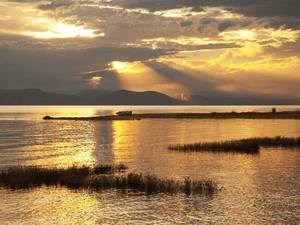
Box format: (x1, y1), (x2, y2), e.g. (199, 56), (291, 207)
(43, 110), (300, 121)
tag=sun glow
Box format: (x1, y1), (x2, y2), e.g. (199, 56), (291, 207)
(88, 76), (102, 87)
(111, 61), (140, 73)
(25, 22), (102, 39)
(220, 29), (256, 41)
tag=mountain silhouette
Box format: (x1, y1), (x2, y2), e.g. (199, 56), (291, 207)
(0, 88), (299, 105)
(75, 89), (113, 98)
(0, 89), (84, 105)
(0, 89), (186, 105)
(94, 90), (185, 105)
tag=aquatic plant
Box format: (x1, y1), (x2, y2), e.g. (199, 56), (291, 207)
(0, 164), (127, 190)
(0, 165), (217, 195)
(93, 164), (128, 174)
(0, 165), (90, 189)
(168, 136), (300, 153)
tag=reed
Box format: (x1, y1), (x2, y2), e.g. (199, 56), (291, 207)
(93, 164), (128, 174)
(0, 164), (126, 190)
(168, 136), (300, 153)
(0, 165), (217, 195)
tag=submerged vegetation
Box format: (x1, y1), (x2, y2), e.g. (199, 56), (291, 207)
(0, 164), (217, 195)
(168, 136), (300, 153)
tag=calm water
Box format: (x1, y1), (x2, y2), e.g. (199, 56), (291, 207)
(1, 106), (300, 224)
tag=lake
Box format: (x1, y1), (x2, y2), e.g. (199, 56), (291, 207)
(1, 105), (300, 224)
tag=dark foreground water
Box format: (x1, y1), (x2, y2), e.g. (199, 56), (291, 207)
(1, 106), (300, 224)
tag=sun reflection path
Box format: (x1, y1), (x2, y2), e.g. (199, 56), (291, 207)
(0, 187), (101, 224)
(111, 120), (135, 165)
(28, 119), (99, 167)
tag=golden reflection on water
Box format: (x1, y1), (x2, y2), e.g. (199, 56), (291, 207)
(0, 187), (100, 224)
(52, 107), (97, 118)
(92, 121), (115, 164)
(24, 120), (99, 167)
(112, 120), (136, 164)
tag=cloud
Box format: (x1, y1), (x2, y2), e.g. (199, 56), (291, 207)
(110, 0), (300, 18)
(1, 0), (300, 99)
(180, 21), (193, 27)
(37, 0), (75, 10)
(110, 0), (204, 12)
(0, 42), (171, 93)
(218, 20), (237, 32)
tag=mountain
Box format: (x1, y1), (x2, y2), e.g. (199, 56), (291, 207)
(0, 89), (187, 105)
(212, 95), (300, 105)
(190, 93), (300, 105)
(95, 90), (186, 105)
(1, 88), (299, 105)
(0, 89), (85, 105)
(75, 89), (112, 98)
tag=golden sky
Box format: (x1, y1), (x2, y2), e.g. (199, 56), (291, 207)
(1, 0), (300, 100)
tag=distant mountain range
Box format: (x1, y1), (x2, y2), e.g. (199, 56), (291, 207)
(0, 88), (299, 105)
(0, 89), (186, 105)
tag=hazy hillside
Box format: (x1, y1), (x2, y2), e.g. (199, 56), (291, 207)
(0, 89), (85, 105)
(0, 89), (187, 105)
(95, 90), (185, 105)
(75, 89), (112, 98)
(1, 88), (299, 105)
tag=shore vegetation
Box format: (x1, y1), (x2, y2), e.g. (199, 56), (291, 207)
(168, 136), (300, 153)
(0, 165), (217, 195)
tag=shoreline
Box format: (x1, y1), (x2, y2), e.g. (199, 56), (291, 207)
(43, 111), (300, 120)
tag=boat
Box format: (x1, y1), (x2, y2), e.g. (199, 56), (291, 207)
(116, 111), (132, 116)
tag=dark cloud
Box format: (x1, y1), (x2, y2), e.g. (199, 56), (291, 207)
(110, 0), (300, 19)
(267, 18), (300, 30)
(0, 43), (171, 93)
(81, 70), (122, 91)
(218, 20), (237, 32)
(112, 0), (204, 12)
(229, 1), (300, 19)
(180, 21), (193, 27)
(7, 0), (300, 20)
(38, 0), (74, 10)
(200, 18), (217, 25)
(197, 18), (218, 35)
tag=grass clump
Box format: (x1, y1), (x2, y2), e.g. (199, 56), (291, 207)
(0, 165), (90, 190)
(0, 164), (127, 190)
(93, 164), (128, 174)
(0, 165), (217, 195)
(168, 136), (300, 154)
(168, 139), (260, 154)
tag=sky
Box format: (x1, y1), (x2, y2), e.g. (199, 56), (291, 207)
(1, 0), (300, 100)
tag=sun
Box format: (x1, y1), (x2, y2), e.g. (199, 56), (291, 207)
(24, 19), (103, 39)
(112, 61), (128, 70)
(111, 61), (140, 73)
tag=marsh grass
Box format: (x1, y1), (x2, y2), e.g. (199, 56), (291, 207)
(0, 165), (90, 190)
(0, 165), (217, 195)
(93, 164), (128, 174)
(168, 136), (300, 153)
